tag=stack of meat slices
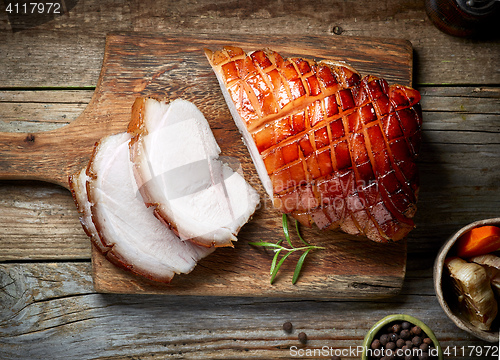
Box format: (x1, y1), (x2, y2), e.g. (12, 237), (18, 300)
(205, 46), (423, 243)
(69, 98), (260, 283)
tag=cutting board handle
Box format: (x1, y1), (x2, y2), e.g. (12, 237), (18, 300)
(0, 34), (133, 189)
(0, 37), (128, 190)
(0, 124), (88, 189)
(0, 101), (127, 189)
(0, 83), (122, 190)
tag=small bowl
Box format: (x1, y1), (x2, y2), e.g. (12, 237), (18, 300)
(434, 217), (500, 342)
(361, 314), (443, 360)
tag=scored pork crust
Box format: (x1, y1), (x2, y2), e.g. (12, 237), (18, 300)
(205, 46), (422, 242)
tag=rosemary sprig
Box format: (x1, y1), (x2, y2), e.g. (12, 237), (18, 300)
(249, 214), (325, 285)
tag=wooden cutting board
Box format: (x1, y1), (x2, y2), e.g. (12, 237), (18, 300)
(0, 32), (413, 299)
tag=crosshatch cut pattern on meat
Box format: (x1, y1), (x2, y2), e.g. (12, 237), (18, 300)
(206, 46), (422, 243)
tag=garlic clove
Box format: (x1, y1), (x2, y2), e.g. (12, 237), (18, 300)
(445, 256), (498, 331)
(470, 254), (500, 297)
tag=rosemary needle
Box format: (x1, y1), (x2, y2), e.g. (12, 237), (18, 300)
(282, 213), (293, 248)
(249, 214), (325, 285)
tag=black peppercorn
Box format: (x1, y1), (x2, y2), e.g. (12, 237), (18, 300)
(419, 343), (429, 352)
(411, 336), (422, 347)
(418, 351), (429, 360)
(400, 329), (410, 340)
(386, 341), (396, 350)
(389, 333), (398, 342)
(283, 321), (293, 333)
(380, 333), (389, 346)
(367, 320), (436, 360)
(392, 323), (402, 333)
(298, 332), (307, 344)
(371, 339), (381, 350)
(411, 326), (422, 336)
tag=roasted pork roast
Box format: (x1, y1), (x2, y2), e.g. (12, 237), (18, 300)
(206, 46), (422, 242)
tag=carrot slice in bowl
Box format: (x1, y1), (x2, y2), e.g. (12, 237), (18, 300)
(455, 225), (500, 258)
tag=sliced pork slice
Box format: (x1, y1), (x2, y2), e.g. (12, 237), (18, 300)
(69, 168), (110, 253)
(85, 132), (213, 283)
(128, 98), (260, 247)
(205, 46), (422, 243)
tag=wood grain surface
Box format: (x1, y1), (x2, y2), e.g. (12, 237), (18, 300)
(1, 1), (499, 358)
(0, 32), (414, 298)
(0, 262), (485, 360)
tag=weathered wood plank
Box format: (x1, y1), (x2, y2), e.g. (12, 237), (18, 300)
(0, 263), (492, 360)
(0, 90), (94, 132)
(0, 1), (499, 87)
(420, 87), (500, 115)
(420, 86), (500, 99)
(0, 30), (105, 88)
(0, 180), (91, 260)
(0, 90), (94, 103)
(0, 86), (498, 263)
(1, 88), (497, 133)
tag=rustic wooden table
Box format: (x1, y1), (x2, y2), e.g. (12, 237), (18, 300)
(0, 1), (499, 359)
